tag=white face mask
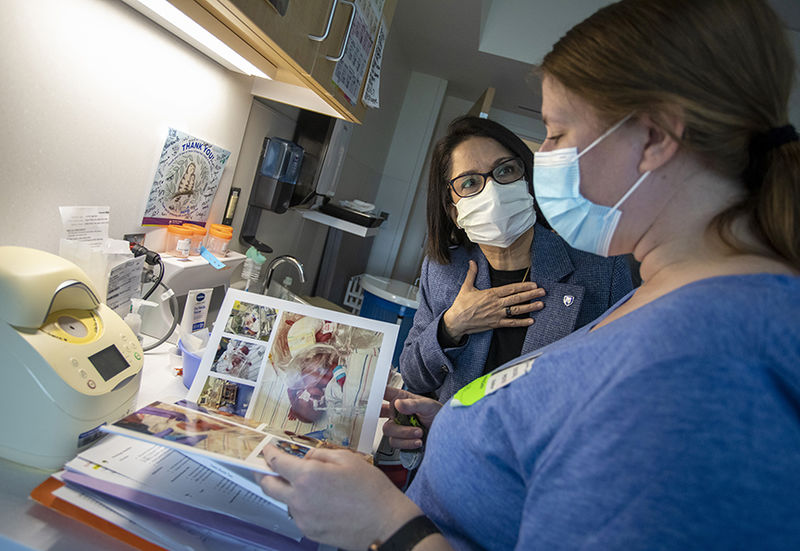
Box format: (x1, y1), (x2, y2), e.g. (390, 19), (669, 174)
(533, 114), (649, 257)
(454, 179), (535, 248)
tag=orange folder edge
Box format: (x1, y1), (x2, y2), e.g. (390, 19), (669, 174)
(30, 477), (167, 551)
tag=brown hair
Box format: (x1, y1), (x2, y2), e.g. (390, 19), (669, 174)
(425, 116), (550, 264)
(542, 0), (800, 268)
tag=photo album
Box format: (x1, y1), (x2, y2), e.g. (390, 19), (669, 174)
(105, 289), (399, 469)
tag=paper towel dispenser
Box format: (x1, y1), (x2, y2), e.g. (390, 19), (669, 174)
(239, 110), (353, 254)
(290, 110), (354, 207)
(240, 136), (304, 253)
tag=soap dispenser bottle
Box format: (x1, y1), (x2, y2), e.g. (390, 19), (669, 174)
(124, 298), (157, 344)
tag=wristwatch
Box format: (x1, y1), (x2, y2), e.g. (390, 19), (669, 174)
(368, 515), (441, 551)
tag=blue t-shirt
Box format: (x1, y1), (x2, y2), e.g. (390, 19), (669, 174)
(407, 274), (800, 550)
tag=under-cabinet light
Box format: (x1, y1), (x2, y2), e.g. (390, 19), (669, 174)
(121, 0), (271, 79)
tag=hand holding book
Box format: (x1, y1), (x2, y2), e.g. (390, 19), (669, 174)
(259, 444), (425, 551)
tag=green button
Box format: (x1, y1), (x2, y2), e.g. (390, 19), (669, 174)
(134, 352), (142, 361)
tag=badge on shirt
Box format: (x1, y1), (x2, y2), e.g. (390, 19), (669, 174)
(450, 353), (541, 407)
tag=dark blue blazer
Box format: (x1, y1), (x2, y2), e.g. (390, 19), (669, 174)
(399, 223), (634, 402)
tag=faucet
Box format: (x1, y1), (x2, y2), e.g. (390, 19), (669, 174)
(264, 255), (306, 292)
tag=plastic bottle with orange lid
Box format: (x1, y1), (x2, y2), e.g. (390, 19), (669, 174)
(209, 223), (233, 234)
(182, 223), (207, 256)
(205, 224), (233, 257)
(165, 225), (194, 258)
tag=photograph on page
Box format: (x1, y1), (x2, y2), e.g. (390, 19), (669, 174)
(187, 290), (399, 453)
(102, 400), (376, 476)
(102, 401), (274, 474)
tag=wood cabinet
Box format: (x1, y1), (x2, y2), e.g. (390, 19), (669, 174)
(170, 0), (396, 123)
(468, 87), (495, 119)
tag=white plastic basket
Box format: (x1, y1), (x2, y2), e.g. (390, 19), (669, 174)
(343, 274), (364, 315)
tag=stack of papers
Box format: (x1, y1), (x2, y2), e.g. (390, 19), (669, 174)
(31, 402), (330, 550)
(30, 398), (378, 549)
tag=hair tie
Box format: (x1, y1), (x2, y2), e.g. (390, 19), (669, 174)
(744, 124), (798, 189)
(756, 124), (799, 153)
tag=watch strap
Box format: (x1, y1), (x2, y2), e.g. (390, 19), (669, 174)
(369, 515), (440, 551)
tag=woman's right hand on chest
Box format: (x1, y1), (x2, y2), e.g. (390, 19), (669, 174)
(442, 260), (545, 341)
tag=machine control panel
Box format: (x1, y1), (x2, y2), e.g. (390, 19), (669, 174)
(23, 303), (144, 395)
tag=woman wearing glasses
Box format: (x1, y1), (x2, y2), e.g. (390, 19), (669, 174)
(260, 1), (799, 548)
(398, 116), (634, 403)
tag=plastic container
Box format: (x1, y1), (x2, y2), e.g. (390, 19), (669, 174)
(182, 224), (207, 256)
(359, 275), (420, 367)
(178, 338), (203, 389)
(205, 225), (233, 257)
(209, 223), (233, 234)
(165, 225), (194, 258)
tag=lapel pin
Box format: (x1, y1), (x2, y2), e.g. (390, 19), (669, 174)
(563, 295), (574, 307)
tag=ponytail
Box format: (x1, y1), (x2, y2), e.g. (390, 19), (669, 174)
(754, 140), (800, 268)
(712, 127), (800, 270)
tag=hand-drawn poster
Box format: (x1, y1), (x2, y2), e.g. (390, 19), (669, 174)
(142, 129), (230, 226)
(331, 0), (385, 105)
(187, 290), (398, 453)
(362, 18), (386, 108)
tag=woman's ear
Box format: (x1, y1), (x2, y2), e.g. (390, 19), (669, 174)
(448, 203), (460, 228)
(638, 108), (684, 173)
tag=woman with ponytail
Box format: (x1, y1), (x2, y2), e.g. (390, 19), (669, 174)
(256, 2), (800, 549)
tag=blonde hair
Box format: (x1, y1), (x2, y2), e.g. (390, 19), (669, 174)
(542, 0), (800, 268)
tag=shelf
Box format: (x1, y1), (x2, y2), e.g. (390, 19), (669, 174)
(299, 209), (380, 238)
(159, 250), (246, 296)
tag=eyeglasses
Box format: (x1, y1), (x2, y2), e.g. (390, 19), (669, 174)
(448, 157), (525, 198)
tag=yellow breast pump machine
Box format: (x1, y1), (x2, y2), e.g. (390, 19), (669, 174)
(0, 246), (143, 470)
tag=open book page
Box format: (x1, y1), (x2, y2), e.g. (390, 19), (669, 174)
(186, 290), (398, 453)
(101, 401), (374, 477)
(101, 401), (320, 476)
(71, 434), (299, 532)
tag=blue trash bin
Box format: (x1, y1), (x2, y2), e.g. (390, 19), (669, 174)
(358, 275), (419, 367)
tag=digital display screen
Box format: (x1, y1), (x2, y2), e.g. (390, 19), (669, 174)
(88, 345), (129, 382)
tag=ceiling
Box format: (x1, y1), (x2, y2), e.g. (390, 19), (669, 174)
(391, 0), (800, 120)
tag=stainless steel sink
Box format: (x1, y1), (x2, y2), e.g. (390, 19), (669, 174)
(265, 281), (350, 313)
(266, 281), (310, 305)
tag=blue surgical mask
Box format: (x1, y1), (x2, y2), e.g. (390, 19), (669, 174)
(534, 115), (649, 256)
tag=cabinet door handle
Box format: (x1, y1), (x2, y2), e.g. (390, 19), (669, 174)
(308, 0), (338, 41)
(324, 0), (355, 61)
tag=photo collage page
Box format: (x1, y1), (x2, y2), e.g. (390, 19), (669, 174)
(190, 294), (389, 450)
